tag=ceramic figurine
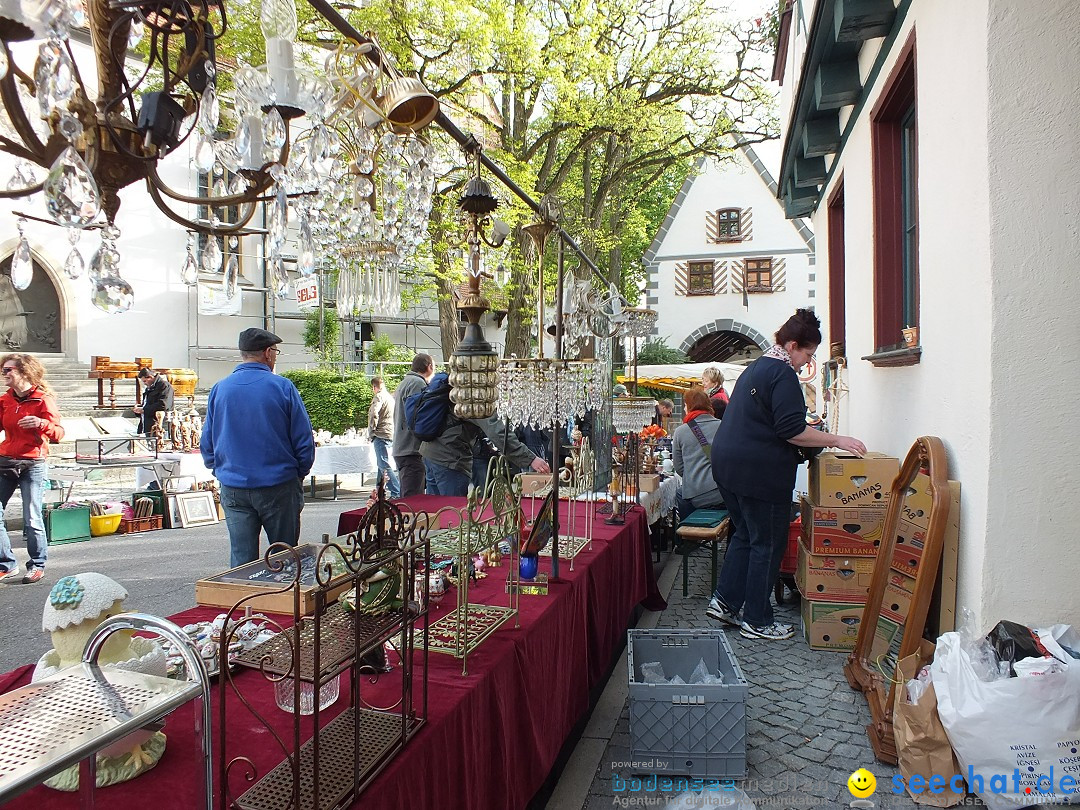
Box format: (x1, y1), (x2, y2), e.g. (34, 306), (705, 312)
(33, 573), (168, 791)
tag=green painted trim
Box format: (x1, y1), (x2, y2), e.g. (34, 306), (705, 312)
(817, 0), (915, 207)
(779, 0), (914, 215)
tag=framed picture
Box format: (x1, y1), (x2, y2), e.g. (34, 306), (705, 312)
(176, 491), (219, 528)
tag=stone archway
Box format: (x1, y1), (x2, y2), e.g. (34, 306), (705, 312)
(0, 254), (63, 353)
(679, 319), (769, 363)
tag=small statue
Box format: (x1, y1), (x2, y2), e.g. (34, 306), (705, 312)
(33, 573), (168, 790)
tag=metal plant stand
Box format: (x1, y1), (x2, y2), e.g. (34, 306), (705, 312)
(0, 613), (213, 808)
(218, 484), (430, 810)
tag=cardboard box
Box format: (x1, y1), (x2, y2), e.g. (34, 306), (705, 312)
(800, 597), (904, 659)
(518, 474), (551, 496)
(891, 479), (962, 575)
(799, 496), (887, 556)
(796, 540), (877, 597)
(809, 452), (899, 507)
(638, 474), (660, 493)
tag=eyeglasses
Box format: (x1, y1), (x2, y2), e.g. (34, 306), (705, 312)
(268, 347), (281, 356)
(1, 367), (15, 374)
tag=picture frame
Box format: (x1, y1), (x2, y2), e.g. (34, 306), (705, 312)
(176, 490), (219, 528)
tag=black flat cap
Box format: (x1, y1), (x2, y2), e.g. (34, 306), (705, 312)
(238, 327), (282, 352)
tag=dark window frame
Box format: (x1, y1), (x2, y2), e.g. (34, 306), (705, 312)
(744, 257), (773, 292)
(869, 35), (919, 364)
(827, 179), (846, 357)
(686, 260), (715, 295)
(713, 207), (743, 243)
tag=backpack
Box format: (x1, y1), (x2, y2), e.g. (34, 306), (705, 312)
(404, 372), (452, 441)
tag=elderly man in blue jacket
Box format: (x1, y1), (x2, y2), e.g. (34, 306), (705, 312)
(201, 328), (315, 567)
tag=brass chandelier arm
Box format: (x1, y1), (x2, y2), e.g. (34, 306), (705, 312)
(143, 176), (261, 234)
(144, 159), (277, 209)
(0, 181), (45, 199)
(0, 59), (47, 163)
(0, 134), (43, 166)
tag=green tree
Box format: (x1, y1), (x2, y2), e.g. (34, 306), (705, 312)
(302, 309), (342, 365)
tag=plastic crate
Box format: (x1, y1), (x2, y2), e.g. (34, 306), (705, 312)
(45, 506), (91, 545)
(627, 628), (747, 778)
(780, 517), (801, 576)
(118, 515), (164, 534)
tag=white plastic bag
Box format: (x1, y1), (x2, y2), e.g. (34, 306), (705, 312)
(931, 630), (1080, 809)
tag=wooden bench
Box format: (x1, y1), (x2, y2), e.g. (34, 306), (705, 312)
(675, 515), (731, 597)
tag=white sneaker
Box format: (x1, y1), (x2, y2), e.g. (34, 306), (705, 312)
(705, 597), (741, 627)
(740, 621), (794, 640)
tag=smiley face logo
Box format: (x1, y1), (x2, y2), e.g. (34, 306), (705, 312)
(848, 768), (877, 798)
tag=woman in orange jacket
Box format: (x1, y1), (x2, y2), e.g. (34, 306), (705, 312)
(0, 354), (64, 584)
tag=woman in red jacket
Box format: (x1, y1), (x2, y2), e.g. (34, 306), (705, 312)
(0, 354), (64, 584)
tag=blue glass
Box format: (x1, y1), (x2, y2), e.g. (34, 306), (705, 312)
(519, 553), (539, 581)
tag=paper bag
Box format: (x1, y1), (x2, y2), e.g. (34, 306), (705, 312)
(893, 642), (964, 807)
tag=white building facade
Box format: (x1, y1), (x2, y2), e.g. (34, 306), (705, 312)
(774, 0), (1080, 627)
(644, 146), (815, 367)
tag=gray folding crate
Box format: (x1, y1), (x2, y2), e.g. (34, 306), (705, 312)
(627, 628), (748, 778)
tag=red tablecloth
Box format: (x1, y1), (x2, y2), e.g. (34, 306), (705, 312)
(4, 498), (662, 810)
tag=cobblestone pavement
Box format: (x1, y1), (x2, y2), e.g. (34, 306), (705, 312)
(581, 547), (989, 810)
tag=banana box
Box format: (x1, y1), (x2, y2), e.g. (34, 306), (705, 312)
(796, 540), (877, 597)
(809, 452), (899, 507)
(800, 596), (904, 657)
(799, 496), (887, 557)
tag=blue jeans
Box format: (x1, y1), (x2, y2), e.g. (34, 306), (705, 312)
(220, 478), (304, 568)
(712, 485), (790, 628)
(425, 461), (471, 497)
(371, 437), (400, 498)
(0, 460), (48, 572)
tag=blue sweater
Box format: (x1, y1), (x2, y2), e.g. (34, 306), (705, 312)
(201, 363), (315, 488)
(711, 356), (807, 503)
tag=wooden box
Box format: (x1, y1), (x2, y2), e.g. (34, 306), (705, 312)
(638, 474), (661, 493)
(195, 544), (352, 616)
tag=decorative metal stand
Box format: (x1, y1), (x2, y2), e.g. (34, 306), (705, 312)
(218, 483), (430, 810)
(422, 455), (523, 674)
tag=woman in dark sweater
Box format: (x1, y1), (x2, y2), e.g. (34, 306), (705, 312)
(707, 309), (866, 640)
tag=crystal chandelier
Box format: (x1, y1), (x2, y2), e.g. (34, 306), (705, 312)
(0, 0), (439, 310)
(611, 397), (657, 433)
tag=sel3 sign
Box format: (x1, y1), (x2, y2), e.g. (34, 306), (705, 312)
(296, 276), (319, 310)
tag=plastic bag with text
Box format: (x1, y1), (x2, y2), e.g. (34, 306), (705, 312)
(931, 630), (1080, 810)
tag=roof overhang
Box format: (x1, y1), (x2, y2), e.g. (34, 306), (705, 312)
(776, 0), (898, 218)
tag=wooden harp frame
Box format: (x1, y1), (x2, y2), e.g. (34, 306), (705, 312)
(843, 436), (951, 764)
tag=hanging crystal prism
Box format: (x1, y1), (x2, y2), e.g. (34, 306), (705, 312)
(269, 251), (290, 299)
(194, 135), (217, 173)
(35, 39), (74, 119)
(297, 212), (315, 276)
(222, 252), (239, 298)
(128, 19), (143, 49)
(263, 107), (286, 153)
(64, 227), (85, 279)
(91, 272), (135, 314)
(90, 225), (133, 313)
(201, 236), (222, 273)
(180, 234), (199, 285)
(10, 219), (33, 291)
(268, 169), (288, 250)
(199, 83), (220, 132)
(44, 146), (101, 227)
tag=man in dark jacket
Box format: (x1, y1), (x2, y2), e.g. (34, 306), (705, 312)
(392, 353), (434, 497)
(422, 414), (550, 496)
(134, 368), (173, 436)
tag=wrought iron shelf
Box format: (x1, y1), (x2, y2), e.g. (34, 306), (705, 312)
(234, 708), (423, 810)
(233, 601), (416, 683)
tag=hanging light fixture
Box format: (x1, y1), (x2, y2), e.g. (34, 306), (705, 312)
(446, 146), (510, 419)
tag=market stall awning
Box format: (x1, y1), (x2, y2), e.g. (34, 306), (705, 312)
(617, 362), (748, 394)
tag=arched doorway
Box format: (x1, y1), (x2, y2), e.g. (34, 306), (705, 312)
(0, 255), (62, 352)
(679, 318), (769, 363)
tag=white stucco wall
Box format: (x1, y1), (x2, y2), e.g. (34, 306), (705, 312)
(982, 0), (1080, 626)
(649, 149), (814, 357)
(803, 0), (1080, 628)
